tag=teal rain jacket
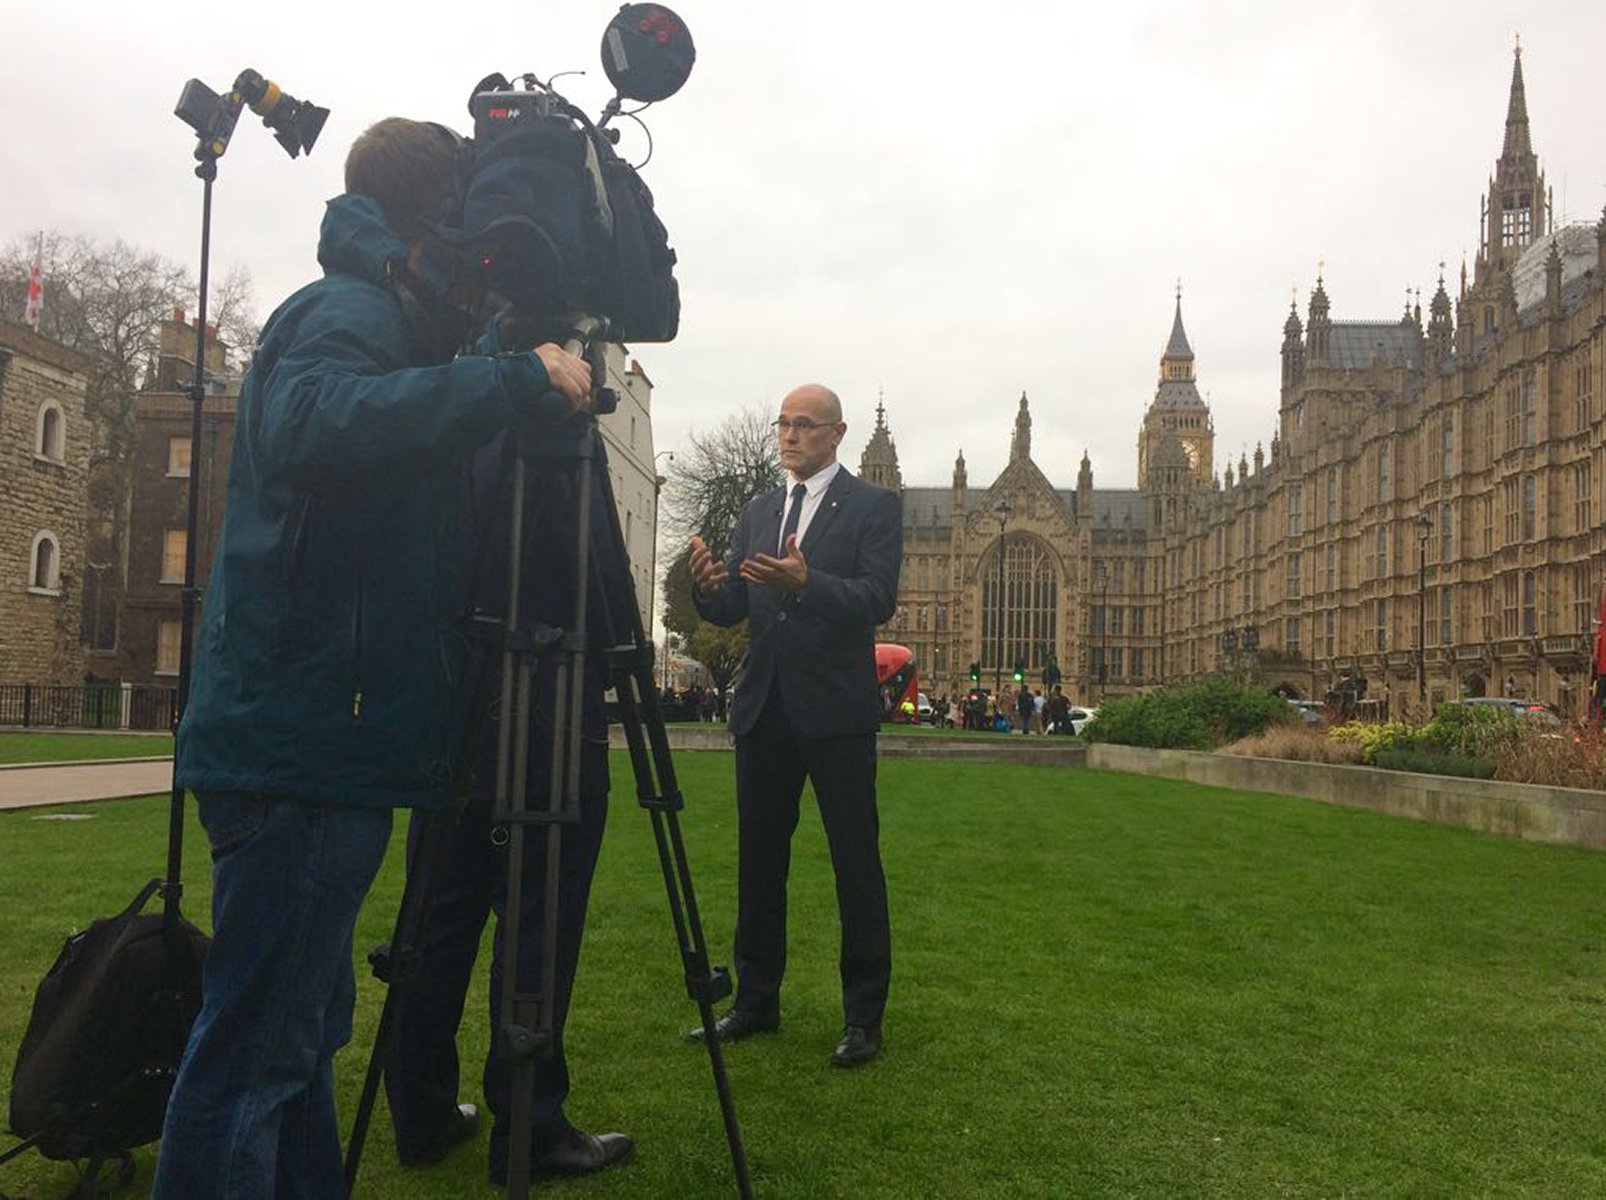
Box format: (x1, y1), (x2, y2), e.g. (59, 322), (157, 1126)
(176, 193), (553, 810)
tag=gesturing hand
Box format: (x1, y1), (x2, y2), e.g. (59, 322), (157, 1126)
(688, 535), (729, 600)
(740, 535), (808, 595)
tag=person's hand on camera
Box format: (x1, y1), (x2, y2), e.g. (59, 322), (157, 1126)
(534, 343), (592, 413)
(688, 536), (729, 600)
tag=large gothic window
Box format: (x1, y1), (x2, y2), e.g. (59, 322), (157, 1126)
(979, 534), (1058, 675)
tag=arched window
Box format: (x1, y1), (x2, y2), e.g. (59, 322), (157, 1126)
(29, 531), (61, 593)
(35, 402), (65, 463)
(979, 534), (1059, 677)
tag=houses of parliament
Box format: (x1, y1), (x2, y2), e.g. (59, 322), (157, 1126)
(860, 46), (1604, 721)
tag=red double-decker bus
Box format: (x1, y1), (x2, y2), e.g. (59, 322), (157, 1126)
(875, 643), (919, 723)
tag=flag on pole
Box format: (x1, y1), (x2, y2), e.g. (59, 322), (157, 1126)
(24, 237), (44, 330)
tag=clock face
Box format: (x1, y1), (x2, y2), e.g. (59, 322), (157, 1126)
(1183, 441), (1201, 470)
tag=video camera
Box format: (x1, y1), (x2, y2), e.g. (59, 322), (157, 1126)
(432, 4), (695, 345)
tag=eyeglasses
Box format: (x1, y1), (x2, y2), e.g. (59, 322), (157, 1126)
(772, 417), (835, 434)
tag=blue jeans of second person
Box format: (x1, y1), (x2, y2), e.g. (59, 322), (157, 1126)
(151, 792), (392, 1200)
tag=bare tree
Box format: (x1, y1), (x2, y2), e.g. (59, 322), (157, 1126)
(660, 405), (783, 555)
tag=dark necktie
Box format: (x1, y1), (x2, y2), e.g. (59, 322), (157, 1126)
(779, 482), (807, 553)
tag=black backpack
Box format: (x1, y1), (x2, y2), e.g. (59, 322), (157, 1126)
(5, 878), (209, 1170)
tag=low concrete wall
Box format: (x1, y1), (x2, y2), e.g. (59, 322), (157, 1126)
(608, 724), (1087, 767)
(1086, 743), (1606, 851)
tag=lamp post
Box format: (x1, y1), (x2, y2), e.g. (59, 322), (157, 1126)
(1097, 565), (1109, 702)
(1416, 514), (1432, 711)
(649, 450), (673, 693)
(993, 500), (1010, 695)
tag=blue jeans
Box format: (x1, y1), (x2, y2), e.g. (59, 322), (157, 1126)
(152, 792), (392, 1200)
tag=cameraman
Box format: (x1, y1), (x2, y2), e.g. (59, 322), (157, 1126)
(153, 117), (593, 1200)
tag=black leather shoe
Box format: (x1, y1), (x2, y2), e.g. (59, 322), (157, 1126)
(397, 1102), (479, 1167)
(831, 1024), (882, 1068)
(686, 1007), (780, 1043)
(491, 1128), (636, 1184)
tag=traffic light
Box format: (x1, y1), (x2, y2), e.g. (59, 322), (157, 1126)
(1012, 659), (1024, 684)
(969, 661), (980, 683)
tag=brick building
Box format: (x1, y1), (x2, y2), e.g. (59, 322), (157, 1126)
(0, 318), (91, 685)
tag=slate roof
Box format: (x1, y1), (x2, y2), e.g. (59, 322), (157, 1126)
(1326, 322), (1424, 370)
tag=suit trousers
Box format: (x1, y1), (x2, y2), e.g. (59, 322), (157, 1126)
(384, 736), (609, 1164)
(731, 696), (891, 1028)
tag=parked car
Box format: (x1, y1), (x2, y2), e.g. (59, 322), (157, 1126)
(1066, 706), (1098, 736)
(1453, 697), (1562, 727)
(917, 692), (934, 724)
(1287, 699), (1327, 726)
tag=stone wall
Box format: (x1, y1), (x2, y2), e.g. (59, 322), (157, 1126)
(1087, 742), (1606, 851)
(0, 321), (91, 685)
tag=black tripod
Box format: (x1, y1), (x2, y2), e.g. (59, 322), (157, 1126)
(343, 325), (752, 1200)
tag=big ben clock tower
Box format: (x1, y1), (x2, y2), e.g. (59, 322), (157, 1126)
(1137, 288), (1214, 490)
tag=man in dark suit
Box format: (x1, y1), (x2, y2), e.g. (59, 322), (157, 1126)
(686, 383), (901, 1067)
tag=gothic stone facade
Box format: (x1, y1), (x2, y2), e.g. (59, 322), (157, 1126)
(0, 319), (91, 685)
(865, 48), (1605, 721)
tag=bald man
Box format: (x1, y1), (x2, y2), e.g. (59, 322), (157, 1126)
(686, 384), (902, 1067)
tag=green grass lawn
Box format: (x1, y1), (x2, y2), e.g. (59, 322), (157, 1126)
(0, 731), (173, 765)
(4, 755), (1606, 1197)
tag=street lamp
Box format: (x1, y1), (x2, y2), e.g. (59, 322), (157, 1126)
(649, 449), (673, 693)
(1416, 514), (1432, 711)
(1097, 565), (1109, 702)
(993, 500), (1010, 694)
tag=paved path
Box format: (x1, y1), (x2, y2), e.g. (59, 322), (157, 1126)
(0, 759), (173, 811)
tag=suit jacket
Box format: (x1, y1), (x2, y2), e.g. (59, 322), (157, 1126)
(696, 467), (902, 738)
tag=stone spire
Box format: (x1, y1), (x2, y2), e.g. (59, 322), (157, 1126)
(1427, 266), (1454, 359)
(1009, 391), (1032, 462)
(1479, 39), (1548, 277)
(952, 449), (967, 491)
(857, 393), (903, 492)
(1307, 271), (1332, 363)
(1280, 295), (1305, 392)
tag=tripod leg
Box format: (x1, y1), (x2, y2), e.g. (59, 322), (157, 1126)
(579, 431), (754, 1199)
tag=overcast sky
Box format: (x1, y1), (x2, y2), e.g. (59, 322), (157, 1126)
(6, 1), (1604, 493)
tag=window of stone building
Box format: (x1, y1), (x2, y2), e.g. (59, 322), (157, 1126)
(1440, 414), (1454, 477)
(1325, 609), (1337, 658)
(917, 557), (928, 590)
(1503, 382), (1521, 451)
(1482, 403), (1496, 468)
(1091, 604), (1105, 637)
(1480, 582), (1496, 643)
(935, 603), (948, 633)
(1501, 195), (1531, 246)
(1501, 574), (1519, 639)
(916, 604), (928, 631)
(1111, 559), (1125, 591)
(1521, 474), (1537, 541)
(1131, 648), (1144, 679)
(1328, 470), (1340, 524)
(156, 620), (183, 676)
(1108, 648), (1123, 679)
(1521, 371), (1538, 448)
(1374, 599), (1387, 652)
(1374, 524), (1389, 580)
(1133, 559), (1147, 593)
(1438, 587), (1452, 646)
(1326, 543), (1337, 592)
(29, 532), (61, 593)
(1286, 551), (1301, 600)
(1110, 606), (1125, 636)
(35, 403), (66, 464)
(1574, 461), (1592, 535)
(1213, 584), (1223, 621)
(1576, 358), (1595, 430)
(1439, 503), (1454, 562)
(1241, 517), (1252, 559)
(1482, 495), (1494, 556)
(1131, 605), (1145, 636)
(1521, 572), (1538, 636)
(1285, 616), (1301, 655)
(1377, 446), (1392, 503)
(980, 536), (1058, 673)
(162, 529), (187, 583)
(167, 436), (192, 477)
(1286, 484), (1303, 538)
(1501, 479), (1520, 546)
(1576, 565), (1595, 639)
(1240, 573), (1251, 615)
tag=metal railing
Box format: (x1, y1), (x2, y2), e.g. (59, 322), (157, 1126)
(0, 684), (178, 731)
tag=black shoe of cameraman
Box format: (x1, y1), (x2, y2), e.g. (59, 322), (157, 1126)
(397, 1102), (479, 1168)
(489, 1127), (635, 1186)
